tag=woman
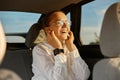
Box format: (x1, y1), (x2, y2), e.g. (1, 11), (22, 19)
(32, 11), (90, 80)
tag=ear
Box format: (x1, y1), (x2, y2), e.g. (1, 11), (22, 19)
(44, 27), (50, 32)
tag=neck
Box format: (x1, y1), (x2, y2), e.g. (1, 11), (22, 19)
(61, 40), (65, 47)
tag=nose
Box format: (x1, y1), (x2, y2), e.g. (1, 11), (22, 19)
(62, 23), (67, 27)
(62, 23), (69, 30)
(62, 24), (70, 31)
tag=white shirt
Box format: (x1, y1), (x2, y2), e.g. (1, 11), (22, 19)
(32, 41), (90, 80)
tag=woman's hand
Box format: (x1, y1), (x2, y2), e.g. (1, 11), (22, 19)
(46, 30), (63, 49)
(65, 31), (76, 52)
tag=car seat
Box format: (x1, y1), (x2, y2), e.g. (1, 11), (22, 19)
(92, 2), (120, 80)
(0, 22), (22, 80)
(0, 23), (33, 80)
(25, 23), (42, 49)
(0, 21), (6, 64)
(25, 15), (46, 49)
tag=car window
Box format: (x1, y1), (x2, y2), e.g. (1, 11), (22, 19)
(66, 12), (71, 28)
(0, 11), (41, 43)
(81, 0), (119, 45)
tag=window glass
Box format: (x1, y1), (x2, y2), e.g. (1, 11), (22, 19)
(0, 11), (40, 43)
(66, 12), (71, 28)
(81, 0), (119, 45)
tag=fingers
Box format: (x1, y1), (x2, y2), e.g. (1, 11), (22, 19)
(51, 31), (56, 38)
(68, 31), (74, 38)
(69, 31), (73, 36)
(66, 31), (74, 43)
(45, 30), (53, 42)
(46, 30), (62, 48)
(46, 30), (57, 40)
(48, 30), (56, 38)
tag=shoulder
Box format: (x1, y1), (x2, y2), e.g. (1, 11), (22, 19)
(32, 43), (46, 54)
(33, 42), (51, 55)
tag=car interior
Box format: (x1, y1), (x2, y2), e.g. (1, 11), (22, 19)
(0, 0), (120, 80)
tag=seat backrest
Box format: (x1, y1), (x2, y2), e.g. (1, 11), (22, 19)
(25, 23), (42, 49)
(0, 49), (33, 80)
(100, 2), (120, 57)
(93, 2), (120, 80)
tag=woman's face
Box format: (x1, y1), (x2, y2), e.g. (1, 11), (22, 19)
(46, 12), (70, 42)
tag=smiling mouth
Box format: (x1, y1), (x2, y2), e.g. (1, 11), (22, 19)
(62, 32), (66, 33)
(61, 31), (68, 34)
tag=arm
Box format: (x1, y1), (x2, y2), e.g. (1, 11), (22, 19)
(65, 31), (90, 80)
(70, 49), (90, 80)
(32, 45), (68, 80)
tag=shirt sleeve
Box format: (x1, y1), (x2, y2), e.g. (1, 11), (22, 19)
(70, 50), (90, 80)
(32, 45), (68, 80)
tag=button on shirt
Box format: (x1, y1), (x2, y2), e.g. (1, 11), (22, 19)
(32, 41), (90, 80)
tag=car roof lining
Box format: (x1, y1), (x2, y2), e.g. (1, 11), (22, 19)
(0, 0), (93, 14)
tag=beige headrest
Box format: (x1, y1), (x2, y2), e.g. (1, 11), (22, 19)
(0, 21), (6, 64)
(0, 69), (22, 80)
(100, 2), (120, 57)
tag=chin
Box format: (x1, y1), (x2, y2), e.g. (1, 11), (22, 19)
(58, 35), (68, 41)
(61, 36), (68, 40)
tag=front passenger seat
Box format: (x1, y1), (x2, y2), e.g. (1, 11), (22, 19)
(93, 2), (120, 80)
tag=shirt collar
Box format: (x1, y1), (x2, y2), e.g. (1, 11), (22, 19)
(43, 41), (55, 50)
